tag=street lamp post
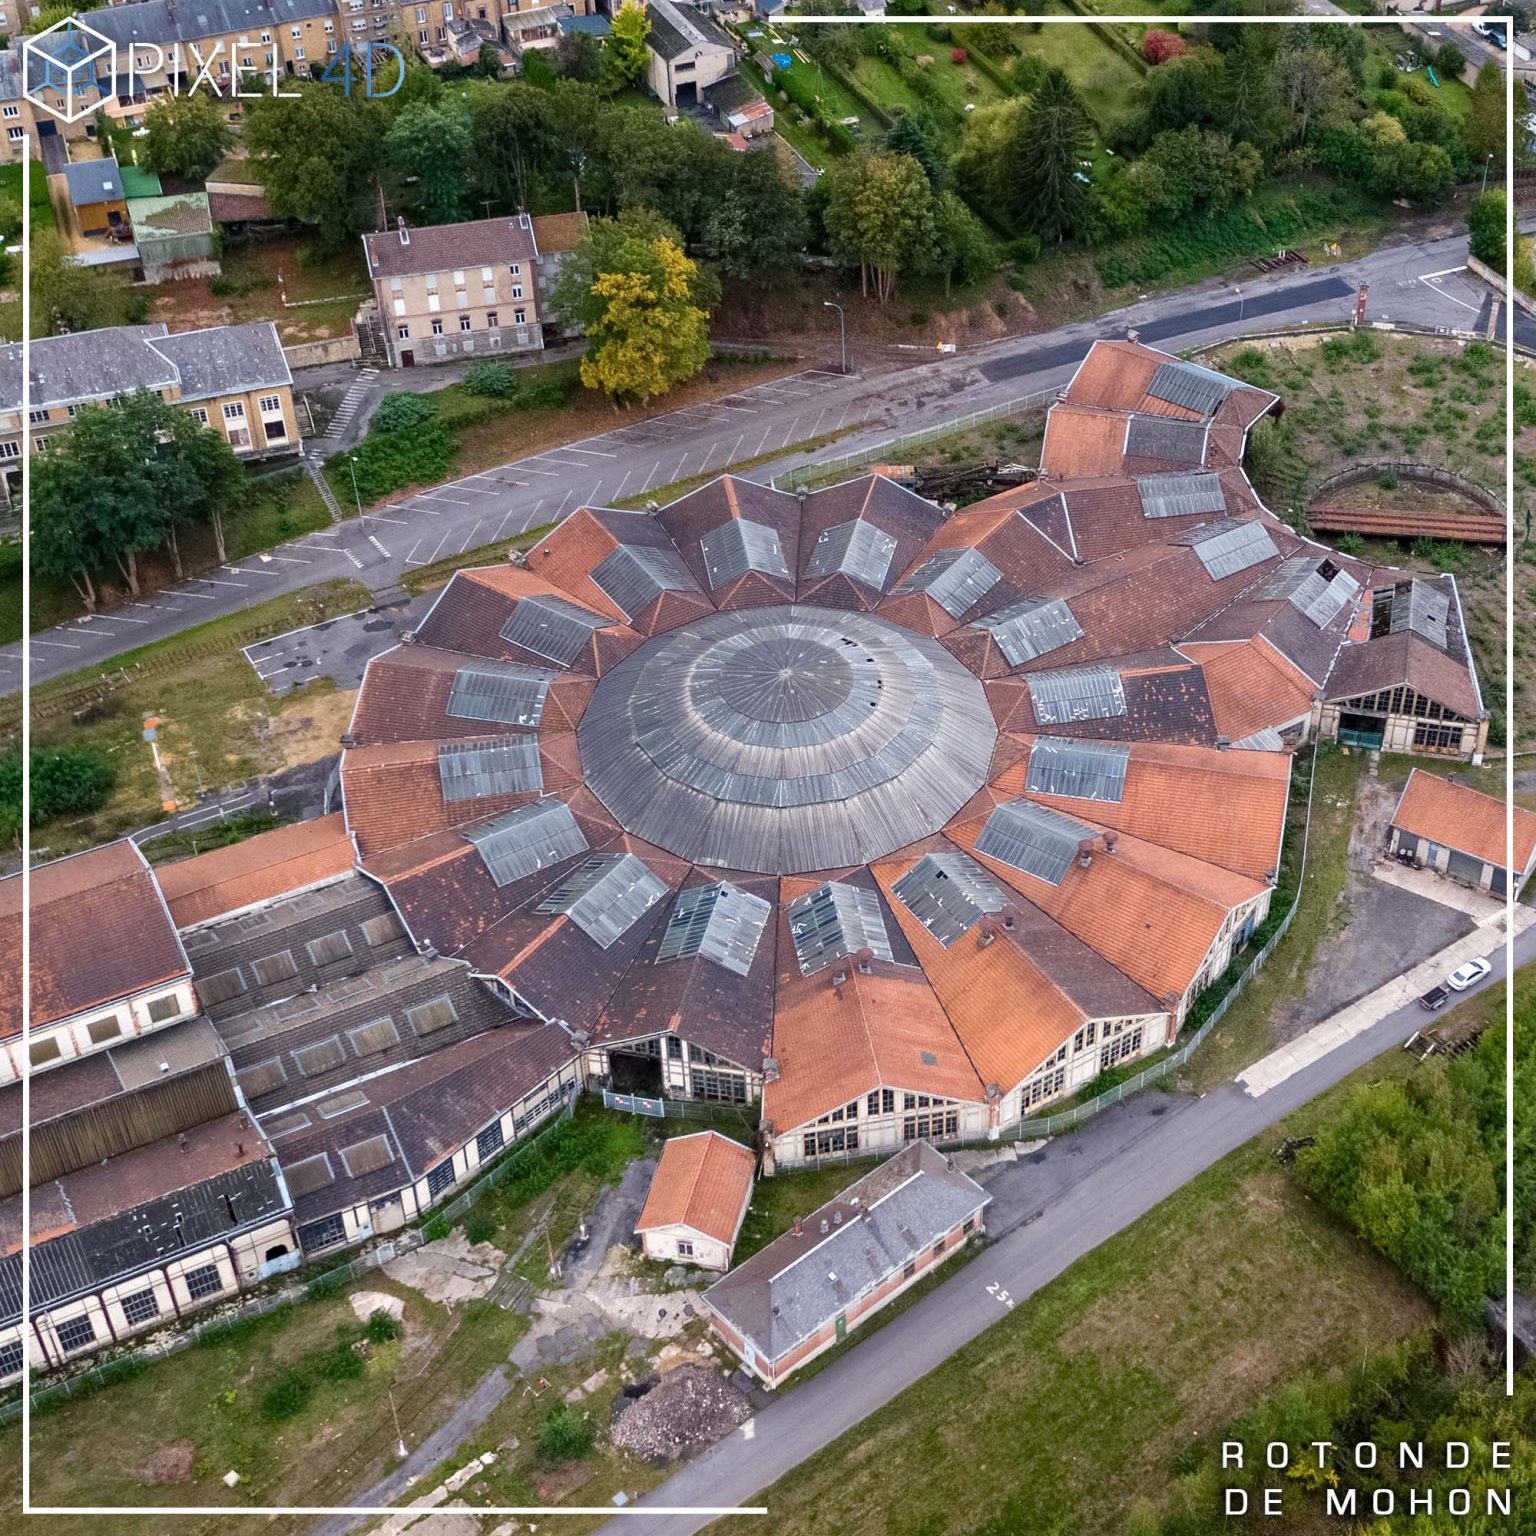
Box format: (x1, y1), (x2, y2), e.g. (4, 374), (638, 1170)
(349, 454), (366, 529)
(823, 300), (847, 375)
(1482, 153), (1493, 194)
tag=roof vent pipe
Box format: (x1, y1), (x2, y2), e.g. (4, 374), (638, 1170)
(855, 946), (874, 975)
(1102, 831), (1118, 855)
(1000, 905), (1017, 931)
(397, 215), (409, 246)
(1077, 838), (1097, 869)
(832, 969), (847, 988)
(977, 915), (996, 948)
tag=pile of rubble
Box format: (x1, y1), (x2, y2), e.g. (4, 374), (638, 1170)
(610, 1365), (751, 1462)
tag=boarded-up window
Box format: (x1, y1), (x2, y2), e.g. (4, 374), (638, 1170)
(284, 1154), (334, 1196)
(340, 1135), (395, 1178)
(85, 1014), (122, 1046)
(293, 1036), (346, 1077)
(318, 1090), (368, 1118)
(306, 931), (354, 967)
(236, 1058), (287, 1099)
(362, 912), (405, 948)
(29, 1036), (61, 1067)
(347, 1017), (401, 1058)
(252, 951), (299, 987)
(198, 968), (247, 1006)
(145, 993), (182, 1024)
(406, 996), (458, 1037)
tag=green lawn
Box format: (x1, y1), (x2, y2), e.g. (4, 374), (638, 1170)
(1010, 17), (1145, 129)
(0, 160), (55, 231)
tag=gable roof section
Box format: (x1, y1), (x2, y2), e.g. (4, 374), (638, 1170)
(1391, 769), (1536, 872)
(364, 215), (536, 281)
(635, 1130), (755, 1245)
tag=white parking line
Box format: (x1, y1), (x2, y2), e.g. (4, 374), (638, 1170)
(188, 577), (248, 589)
(1417, 275), (1482, 315)
(752, 426), (772, 454)
(174, 590), (218, 601)
(835, 402), (852, 430)
(415, 491), (472, 505)
(368, 534), (390, 558)
(557, 488), (575, 515)
(518, 466), (560, 477)
(263, 554), (312, 565)
(425, 529), (453, 563)
(611, 469), (632, 501)
(28, 637), (82, 649)
(559, 445), (618, 458)
(641, 461), (663, 492)
(456, 520), (483, 554)
(369, 514), (409, 526)
(405, 539), (423, 565)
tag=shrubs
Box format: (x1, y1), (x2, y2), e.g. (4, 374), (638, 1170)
(261, 1369), (312, 1422)
(258, 1316), (397, 1421)
(364, 1309), (402, 1345)
(1142, 29), (1187, 65)
(370, 391), (437, 434)
(1004, 233), (1041, 265)
(334, 390), (454, 504)
(0, 745), (117, 839)
(463, 360), (518, 398)
(537, 1401), (594, 1465)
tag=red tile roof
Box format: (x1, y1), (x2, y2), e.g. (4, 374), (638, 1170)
(636, 1130), (755, 1246)
(1391, 769), (1536, 872)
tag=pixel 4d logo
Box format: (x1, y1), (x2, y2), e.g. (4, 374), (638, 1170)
(22, 17), (116, 125)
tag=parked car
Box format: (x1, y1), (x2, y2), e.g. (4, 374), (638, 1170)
(1446, 958), (1492, 992)
(1418, 986), (1449, 1012)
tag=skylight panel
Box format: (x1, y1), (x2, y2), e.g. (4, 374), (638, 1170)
(975, 800), (1096, 886)
(445, 660), (553, 727)
(1024, 738), (1130, 803)
(464, 798), (588, 887)
(438, 737), (542, 803)
(1026, 665), (1127, 725)
(535, 853), (668, 948)
(786, 881), (894, 976)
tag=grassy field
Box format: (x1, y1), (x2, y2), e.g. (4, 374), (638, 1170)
(708, 1051), (1438, 1536)
(1183, 747), (1362, 1094)
(14, 580), (370, 856)
(1008, 11), (1145, 128)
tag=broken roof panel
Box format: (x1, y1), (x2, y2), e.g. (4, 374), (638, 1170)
(592, 544), (702, 619)
(1136, 472), (1226, 521)
(463, 798), (588, 887)
(1386, 578), (1451, 649)
(1261, 557), (1360, 630)
(891, 851), (1008, 948)
(445, 660), (553, 727)
(1126, 415), (1207, 465)
(893, 547), (1003, 618)
(804, 519), (898, 590)
(534, 852), (668, 948)
(786, 881), (894, 977)
(656, 881), (773, 976)
(1025, 664), (1127, 725)
(1178, 518), (1279, 581)
(1024, 737), (1131, 803)
(437, 736), (543, 803)
(497, 594), (610, 666)
(973, 597), (1083, 667)
(1145, 360), (1240, 418)
(700, 519), (792, 589)
(975, 799), (1097, 885)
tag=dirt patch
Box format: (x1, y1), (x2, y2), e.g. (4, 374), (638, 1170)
(270, 688), (356, 770)
(142, 1441), (195, 1484)
(609, 1365), (751, 1463)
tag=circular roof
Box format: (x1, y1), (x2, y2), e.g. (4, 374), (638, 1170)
(578, 606), (997, 875)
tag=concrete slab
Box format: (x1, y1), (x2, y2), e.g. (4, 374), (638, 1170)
(1372, 858), (1507, 926)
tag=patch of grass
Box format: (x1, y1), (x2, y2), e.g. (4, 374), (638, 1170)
(1182, 747), (1362, 1094)
(610, 426), (868, 510)
(735, 1158), (883, 1265)
(137, 808), (287, 865)
(399, 521), (556, 596)
(709, 1052), (1437, 1536)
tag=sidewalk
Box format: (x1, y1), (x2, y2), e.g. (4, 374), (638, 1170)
(1236, 904), (1528, 1096)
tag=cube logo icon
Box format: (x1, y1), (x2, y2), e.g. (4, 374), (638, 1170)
(22, 18), (116, 125)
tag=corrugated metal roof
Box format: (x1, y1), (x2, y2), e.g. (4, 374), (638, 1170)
(445, 660), (553, 727)
(1024, 737), (1130, 803)
(975, 799), (1096, 885)
(1387, 578), (1450, 648)
(700, 519), (791, 589)
(656, 882), (772, 976)
(804, 519), (898, 590)
(1177, 517), (1279, 580)
(592, 544), (702, 619)
(891, 851), (1008, 948)
(1025, 665), (1127, 725)
(437, 736), (543, 802)
(498, 594), (609, 666)
(972, 597), (1082, 667)
(1126, 415), (1207, 465)
(1145, 360), (1239, 417)
(463, 799), (588, 887)
(1135, 471), (1226, 520)
(893, 548), (1003, 618)
(534, 853), (668, 948)
(786, 881), (894, 976)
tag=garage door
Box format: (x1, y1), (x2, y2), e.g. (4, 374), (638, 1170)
(1491, 867), (1508, 899)
(1447, 849), (1485, 888)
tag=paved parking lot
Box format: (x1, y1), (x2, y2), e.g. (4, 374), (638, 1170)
(241, 593), (428, 698)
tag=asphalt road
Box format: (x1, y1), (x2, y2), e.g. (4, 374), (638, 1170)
(0, 224), (1514, 697)
(595, 929), (1529, 1536)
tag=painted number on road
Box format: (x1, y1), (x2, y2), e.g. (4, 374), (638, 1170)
(986, 1281), (1015, 1310)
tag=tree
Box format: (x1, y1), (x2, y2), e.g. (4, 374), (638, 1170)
(886, 110), (949, 190)
(30, 390), (244, 606)
(1465, 62), (1506, 165)
(470, 83), (554, 212)
(702, 150), (806, 279)
(950, 97), (1023, 212)
(1467, 190), (1507, 271)
(385, 101), (472, 225)
(604, 0), (650, 90)
(1126, 125), (1261, 222)
(1272, 45), (1351, 147)
(547, 81), (607, 213)
(553, 217), (714, 403)
(1434, 40), (1466, 79)
(1006, 68), (1093, 243)
(140, 92), (233, 181)
(798, 0), (860, 74)
(823, 151), (936, 304)
(1220, 29), (1284, 151)
(1117, 48), (1225, 151)
(29, 230), (112, 338)
(245, 83), (383, 246)
(1141, 29), (1187, 65)
(924, 190), (992, 297)
(555, 28), (603, 84)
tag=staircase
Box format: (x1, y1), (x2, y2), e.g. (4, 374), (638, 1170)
(323, 367), (379, 444)
(304, 450), (345, 524)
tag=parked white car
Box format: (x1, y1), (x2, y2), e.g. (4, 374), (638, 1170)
(1446, 958), (1492, 992)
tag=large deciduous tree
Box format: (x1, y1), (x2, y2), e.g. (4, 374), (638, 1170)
(823, 151), (935, 304)
(385, 100), (472, 225)
(553, 215), (715, 404)
(140, 92), (234, 181)
(1465, 62), (1506, 166)
(604, 0), (651, 90)
(29, 230), (112, 338)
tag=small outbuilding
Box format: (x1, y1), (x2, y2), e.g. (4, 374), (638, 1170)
(1388, 768), (1536, 898)
(635, 1130), (755, 1271)
(703, 1141), (990, 1388)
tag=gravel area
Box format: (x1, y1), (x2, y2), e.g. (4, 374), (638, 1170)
(610, 1365), (752, 1463)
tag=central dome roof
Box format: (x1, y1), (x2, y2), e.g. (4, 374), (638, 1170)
(578, 606), (998, 874)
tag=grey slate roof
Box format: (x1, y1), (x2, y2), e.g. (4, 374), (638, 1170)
(646, 0), (736, 60)
(62, 157), (124, 207)
(150, 321), (291, 402)
(704, 1142), (989, 1365)
(363, 216), (537, 282)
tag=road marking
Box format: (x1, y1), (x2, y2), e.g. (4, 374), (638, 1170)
(611, 469), (632, 502)
(641, 460), (662, 492)
(835, 401), (852, 430)
(262, 554), (311, 565)
(588, 479), (604, 505)
(173, 590), (218, 600)
(456, 519), (483, 554)
(557, 488), (575, 515)
(425, 529), (452, 564)
(985, 1280), (1015, 1310)
(188, 576), (248, 589)
(368, 514), (409, 526)
(368, 534), (390, 558)
(28, 637), (82, 649)
(518, 466), (560, 477)
(1417, 275), (1483, 316)
(559, 444), (618, 457)
(1419, 264), (1468, 280)
(752, 426), (772, 454)
(809, 407), (830, 439)
(727, 432), (746, 462)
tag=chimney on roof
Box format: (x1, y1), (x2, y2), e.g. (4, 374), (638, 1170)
(340, 733), (356, 749)
(832, 1211), (843, 1225)
(977, 915), (997, 948)
(178, 1133), (189, 1154)
(1126, 327), (1140, 343)
(855, 946), (874, 975)
(236, 1141), (245, 1158)
(518, 212), (531, 230)
(831, 969), (848, 988)
(819, 1219), (829, 1234)
(1077, 838), (1097, 870)
(1215, 735), (1231, 751)
(397, 216), (410, 247)
(1000, 905), (1017, 931)
(158, 1061), (169, 1075)
(797, 490), (808, 508)
(1102, 831), (1118, 855)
